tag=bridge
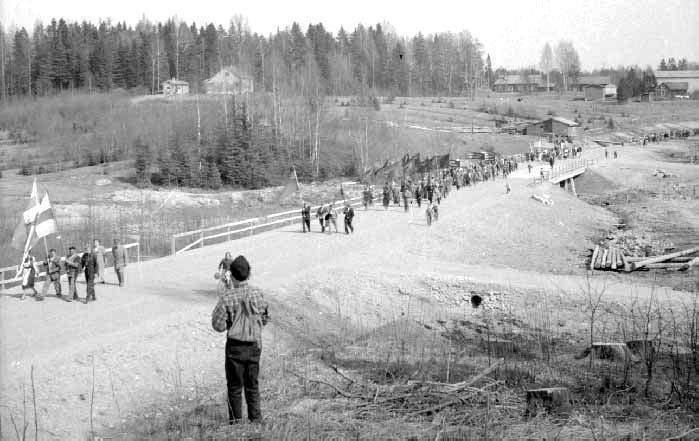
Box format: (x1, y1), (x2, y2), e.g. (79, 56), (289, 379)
(529, 158), (596, 196)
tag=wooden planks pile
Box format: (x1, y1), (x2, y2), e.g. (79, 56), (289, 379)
(590, 246), (698, 272)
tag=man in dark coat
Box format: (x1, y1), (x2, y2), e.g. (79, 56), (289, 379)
(45, 249), (63, 299)
(65, 246), (82, 302)
(343, 203), (355, 234)
(301, 202), (311, 233)
(82, 244), (97, 303)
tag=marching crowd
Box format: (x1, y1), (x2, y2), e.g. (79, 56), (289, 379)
(18, 238), (128, 302)
(298, 157), (520, 233)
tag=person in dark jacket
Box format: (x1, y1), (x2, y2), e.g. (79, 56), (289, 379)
(82, 244), (97, 303)
(382, 185), (390, 209)
(211, 256), (269, 424)
(45, 249), (63, 299)
(65, 246), (82, 302)
(343, 203), (355, 234)
(301, 202), (312, 232)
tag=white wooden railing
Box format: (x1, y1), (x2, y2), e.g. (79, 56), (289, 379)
(170, 196), (372, 255)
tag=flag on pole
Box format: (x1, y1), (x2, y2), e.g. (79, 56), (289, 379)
(35, 193), (58, 238)
(277, 167), (300, 202)
(11, 178), (40, 250)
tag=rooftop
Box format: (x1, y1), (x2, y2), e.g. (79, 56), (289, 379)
(655, 70), (699, 79)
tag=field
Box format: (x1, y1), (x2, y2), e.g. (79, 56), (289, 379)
(1, 92), (698, 439)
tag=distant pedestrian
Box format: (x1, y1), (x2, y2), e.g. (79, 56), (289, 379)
(316, 205), (325, 232)
(43, 249), (63, 299)
(343, 203), (355, 234)
(613, 150), (618, 159)
(66, 246), (81, 301)
(328, 203), (339, 233)
(605, 148), (608, 159)
(20, 253), (40, 301)
(93, 239), (106, 283)
(112, 239), (127, 287)
(505, 180), (511, 194)
(528, 163), (532, 174)
(382, 185), (390, 209)
(301, 202), (312, 233)
(82, 244), (97, 303)
(432, 204), (439, 222)
(211, 255), (269, 424)
(425, 203), (433, 226)
(219, 252), (234, 278)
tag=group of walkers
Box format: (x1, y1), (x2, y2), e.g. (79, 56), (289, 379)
(19, 238), (128, 303)
(300, 201), (356, 234)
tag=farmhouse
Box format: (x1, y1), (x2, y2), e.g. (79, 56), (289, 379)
(524, 116), (579, 138)
(492, 74), (554, 93)
(655, 82), (689, 99)
(571, 76), (612, 92)
(205, 66), (254, 95)
(655, 70), (699, 94)
(162, 79), (189, 95)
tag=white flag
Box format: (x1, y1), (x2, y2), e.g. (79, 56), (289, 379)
(35, 193), (58, 238)
(22, 179), (41, 223)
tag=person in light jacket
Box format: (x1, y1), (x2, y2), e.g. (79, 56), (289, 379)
(93, 239), (106, 284)
(112, 239), (127, 287)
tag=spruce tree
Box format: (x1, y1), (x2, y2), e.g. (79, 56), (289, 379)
(134, 137), (151, 187)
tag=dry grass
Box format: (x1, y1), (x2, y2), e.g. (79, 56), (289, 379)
(91, 278), (697, 441)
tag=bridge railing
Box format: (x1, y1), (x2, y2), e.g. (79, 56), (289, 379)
(0, 242), (140, 291)
(170, 195), (377, 255)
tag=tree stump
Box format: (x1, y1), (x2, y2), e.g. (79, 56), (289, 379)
(592, 342), (639, 362)
(625, 340), (657, 358)
(526, 387), (570, 415)
(481, 338), (516, 356)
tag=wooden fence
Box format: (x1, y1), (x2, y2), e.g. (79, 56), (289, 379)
(0, 242), (140, 291)
(171, 195), (370, 255)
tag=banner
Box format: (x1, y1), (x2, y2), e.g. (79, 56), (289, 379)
(35, 193), (58, 238)
(11, 178), (40, 250)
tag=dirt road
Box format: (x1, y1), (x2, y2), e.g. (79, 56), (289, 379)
(0, 147), (691, 439)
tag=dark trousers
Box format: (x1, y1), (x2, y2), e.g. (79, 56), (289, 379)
(45, 274), (61, 296)
(344, 217), (354, 234)
(225, 339), (261, 423)
(85, 272), (96, 300)
(319, 218), (325, 232)
(115, 267), (125, 286)
(302, 217), (311, 232)
(68, 272), (79, 298)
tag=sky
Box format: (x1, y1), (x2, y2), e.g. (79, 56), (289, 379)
(1, 0), (697, 70)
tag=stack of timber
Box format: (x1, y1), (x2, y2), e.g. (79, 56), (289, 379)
(589, 246), (698, 272)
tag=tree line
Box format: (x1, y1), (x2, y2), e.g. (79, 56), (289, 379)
(0, 17), (487, 100)
(658, 58), (697, 71)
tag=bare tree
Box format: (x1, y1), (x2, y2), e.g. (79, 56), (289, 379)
(554, 40), (580, 91)
(539, 42), (553, 92)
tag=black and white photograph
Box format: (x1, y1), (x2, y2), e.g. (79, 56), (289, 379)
(0, 0), (697, 439)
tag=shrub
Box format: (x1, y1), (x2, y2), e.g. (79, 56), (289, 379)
(448, 101), (455, 109)
(608, 118), (615, 129)
(372, 96), (381, 111)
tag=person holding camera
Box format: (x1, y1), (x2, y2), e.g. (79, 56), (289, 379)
(211, 255), (269, 424)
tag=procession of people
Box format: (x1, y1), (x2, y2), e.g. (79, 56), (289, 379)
(19, 238), (128, 303)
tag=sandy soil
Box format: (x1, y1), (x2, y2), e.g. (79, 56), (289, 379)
(0, 145), (695, 439)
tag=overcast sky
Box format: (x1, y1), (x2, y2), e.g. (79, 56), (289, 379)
(2, 0), (697, 70)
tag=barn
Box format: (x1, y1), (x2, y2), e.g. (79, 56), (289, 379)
(162, 79), (189, 95)
(583, 83), (617, 100)
(656, 82), (689, 99)
(524, 116), (579, 138)
(572, 76), (612, 92)
(205, 66), (254, 95)
(655, 70), (699, 94)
